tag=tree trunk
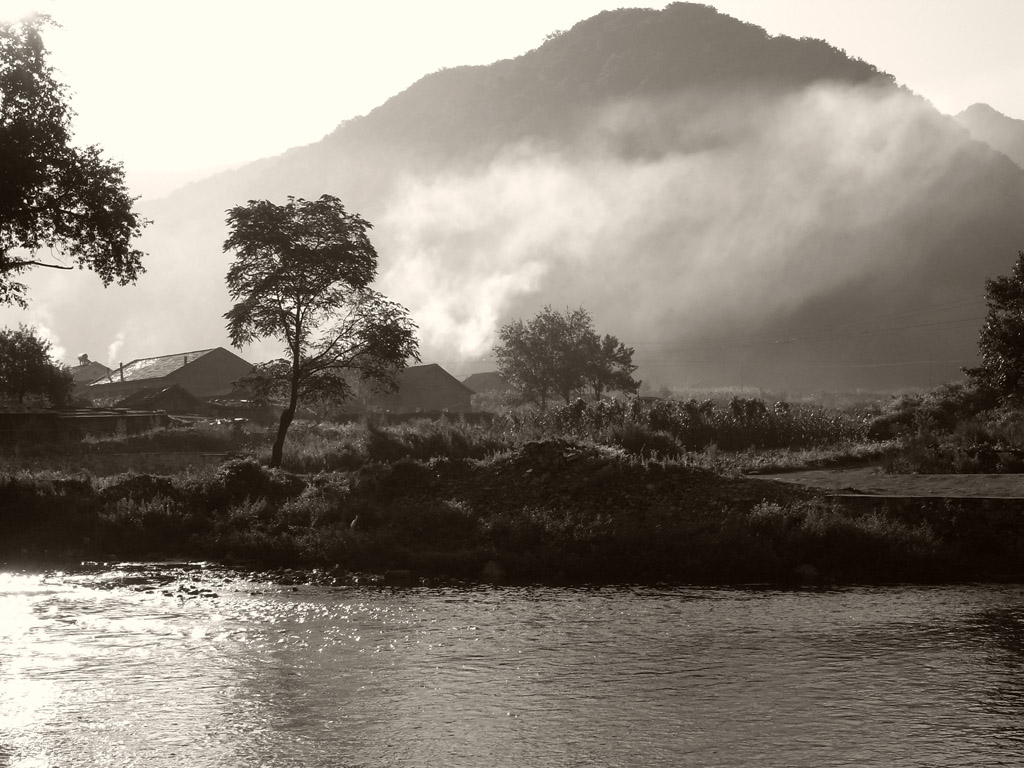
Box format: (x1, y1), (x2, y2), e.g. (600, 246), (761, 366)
(269, 406), (294, 468)
(270, 368), (301, 468)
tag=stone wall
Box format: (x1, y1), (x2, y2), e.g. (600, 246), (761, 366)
(0, 410), (170, 442)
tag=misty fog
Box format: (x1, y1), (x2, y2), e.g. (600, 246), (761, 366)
(4, 79), (1023, 392)
(374, 82), (1021, 389)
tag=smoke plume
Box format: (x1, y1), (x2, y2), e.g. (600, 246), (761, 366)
(374, 82), (1014, 388)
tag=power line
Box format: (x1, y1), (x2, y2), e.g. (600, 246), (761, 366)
(809, 295), (985, 329)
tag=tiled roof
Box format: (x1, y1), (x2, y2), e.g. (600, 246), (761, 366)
(115, 384), (201, 409)
(70, 360), (112, 385)
(462, 371), (511, 393)
(91, 349), (215, 385)
(401, 364), (475, 394)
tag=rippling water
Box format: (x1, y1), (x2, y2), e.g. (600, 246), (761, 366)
(2, 565), (1024, 767)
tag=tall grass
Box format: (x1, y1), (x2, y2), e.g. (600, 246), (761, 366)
(1, 453), (981, 583)
(4, 395), (883, 476)
(272, 419), (511, 472)
(867, 381), (1024, 474)
(498, 396), (871, 457)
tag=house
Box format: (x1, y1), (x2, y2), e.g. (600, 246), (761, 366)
(114, 384), (207, 416)
(69, 354), (112, 392)
(86, 347), (253, 404)
(366, 363), (474, 413)
(462, 371), (512, 394)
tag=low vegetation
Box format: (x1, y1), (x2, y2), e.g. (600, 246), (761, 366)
(4, 390), (1024, 584)
(866, 381), (1024, 474)
(1, 394), (878, 474)
(0, 448), (969, 584)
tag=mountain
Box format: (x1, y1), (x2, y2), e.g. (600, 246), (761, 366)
(12, 2), (1024, 392)
(955, 103), (1024, 170)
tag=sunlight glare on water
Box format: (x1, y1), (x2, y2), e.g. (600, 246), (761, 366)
(2, 566), (1024, 767)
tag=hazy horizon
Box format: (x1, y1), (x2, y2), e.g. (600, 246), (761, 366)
(2, 1), (1023, 391)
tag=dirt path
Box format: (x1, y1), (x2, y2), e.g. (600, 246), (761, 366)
(755, 467), (1024, 499)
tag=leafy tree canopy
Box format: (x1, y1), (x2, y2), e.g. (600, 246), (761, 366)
(224, 194), (419, 467)
(0, 323), (73, 406)
(495, 305), (638, 407)
(964, 251), (1024, 402)
(0, 14), (148, 307)
(586, 332), (640, 401)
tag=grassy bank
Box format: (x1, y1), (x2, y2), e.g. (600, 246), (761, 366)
(1, 440), (1013, 585)
(4, 394), (1021, 584)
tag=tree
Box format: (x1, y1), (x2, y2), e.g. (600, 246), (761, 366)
(0, 323), (73, 406)
(494, 306), (637, 407)
(585, 333), (639, 400)
(964, 251), (1024, 402)
(495, 306), (592, 407)
(1, 14), (148, 307)
(224, 194), (419, 468)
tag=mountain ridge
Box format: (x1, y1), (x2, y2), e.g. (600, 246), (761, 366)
(955, 102), (1024, 170)
(10, 2), (1024, 392)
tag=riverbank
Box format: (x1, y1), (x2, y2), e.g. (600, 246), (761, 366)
(4, 437), (1021, 585)
(760, 465), (1024, 497)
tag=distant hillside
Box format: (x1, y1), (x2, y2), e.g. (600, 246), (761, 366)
(14, 2), (1024, 392)
(955, 103), (1024, 170)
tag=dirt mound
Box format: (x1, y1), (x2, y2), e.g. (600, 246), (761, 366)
(374, 439), (816, 516)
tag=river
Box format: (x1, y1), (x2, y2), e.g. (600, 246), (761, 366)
(2, 564), (1023, 767)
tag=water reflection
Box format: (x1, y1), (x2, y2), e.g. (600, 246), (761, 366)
(2, 569), (1024, 767)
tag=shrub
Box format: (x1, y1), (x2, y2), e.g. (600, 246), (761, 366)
(605, 421), (684, 458)
(867, 381), (997, 440)
(203, 457), (307, 509)
(739, 501), (940, 581)
(98, 472), (179, 503)
(96, 495), (209, 558)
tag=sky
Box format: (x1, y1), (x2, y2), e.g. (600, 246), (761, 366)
(1, 0), (1022, 380)
(2, 0), (1022, 199)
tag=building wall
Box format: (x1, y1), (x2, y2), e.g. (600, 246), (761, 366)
(370, 366), (473, 413)
(169, 348), (253, 398)
(87, 348), (253, 403)
(118, 389), (207, 416)
(0, 411), (169, 441)
(86, 380), (168, 405)
(71, 361), (112, 389)
(384, 385), (472, 413)
(463, 372), (512, 394)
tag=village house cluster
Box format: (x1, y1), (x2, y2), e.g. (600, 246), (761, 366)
(68, 347), (511, 418)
